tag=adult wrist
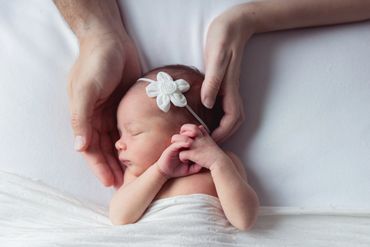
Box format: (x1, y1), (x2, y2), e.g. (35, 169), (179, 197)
(54, 0), (129, 43)
(76, 21), (129, 48)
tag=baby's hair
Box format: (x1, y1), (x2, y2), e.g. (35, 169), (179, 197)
(139, 64), (223, 133)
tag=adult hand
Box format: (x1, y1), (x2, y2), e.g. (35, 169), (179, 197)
(201, 5), (255, 143)
(68, 33), (141, 188)
(54, 0), (142, 188)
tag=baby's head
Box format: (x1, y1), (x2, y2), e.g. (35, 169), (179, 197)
(115, 65), (222, 176)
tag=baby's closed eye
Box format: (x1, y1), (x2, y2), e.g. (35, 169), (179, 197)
(126, 127), (145, 136)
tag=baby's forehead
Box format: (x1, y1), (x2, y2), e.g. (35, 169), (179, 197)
(117, 67), (204, 127)
(118, 82), (155, 113)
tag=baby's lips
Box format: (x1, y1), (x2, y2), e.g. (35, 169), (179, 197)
(119, 158), (131, 167)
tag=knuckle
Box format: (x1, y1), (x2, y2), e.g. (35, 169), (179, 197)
(205, 77), (222, 92)
(70, 113), (82, 130)
(181, 124), (192, 132)
(171, 135), (178, 142)
(185, 138), (193, 145)
(189, 124), (198, 131)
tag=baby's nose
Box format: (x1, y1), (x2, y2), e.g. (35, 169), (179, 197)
(115, 139), (127, 151)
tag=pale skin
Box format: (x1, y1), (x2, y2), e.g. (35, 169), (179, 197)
(54, 0), (370, 187)
(204, 0), (370, 143)
(54, 0), (142, 188)
(109, 83), (259, 230)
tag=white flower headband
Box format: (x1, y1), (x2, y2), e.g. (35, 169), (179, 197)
(139, 71), (210, 133)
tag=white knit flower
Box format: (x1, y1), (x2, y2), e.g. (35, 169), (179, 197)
(145, 72), (190, 112)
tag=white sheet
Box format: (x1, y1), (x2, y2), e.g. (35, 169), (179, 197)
(1, 171), (370, 247)
(0, 0), (370, 209)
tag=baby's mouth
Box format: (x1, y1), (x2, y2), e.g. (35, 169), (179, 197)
(119, 159), (131, 167)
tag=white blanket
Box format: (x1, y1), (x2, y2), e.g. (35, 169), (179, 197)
(1, 171), (370, 247)
(1, 0), (370, 209)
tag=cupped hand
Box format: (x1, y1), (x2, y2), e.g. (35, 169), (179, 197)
(68, 33), (141, 188)
(202, 5), (255, 143)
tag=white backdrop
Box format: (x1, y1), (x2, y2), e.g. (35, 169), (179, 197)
(0, 0), (369, 208)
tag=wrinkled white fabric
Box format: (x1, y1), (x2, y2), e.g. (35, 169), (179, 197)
(1, 171), (370, 247)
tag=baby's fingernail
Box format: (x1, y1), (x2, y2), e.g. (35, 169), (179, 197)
(203, 97), (214, 109)
(74, 136), (85, 151)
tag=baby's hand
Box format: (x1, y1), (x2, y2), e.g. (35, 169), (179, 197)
(156, 138), (202, 178)
(173, 124), (226, 171)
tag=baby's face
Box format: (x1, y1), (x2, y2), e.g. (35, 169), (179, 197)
(115, 83), (177, 176)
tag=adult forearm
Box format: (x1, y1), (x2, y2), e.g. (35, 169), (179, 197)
(243, 0), (370, 33)
(109, 164), (168, 225)
(53, 0), (128, 41)
(211, 157), (259, 230)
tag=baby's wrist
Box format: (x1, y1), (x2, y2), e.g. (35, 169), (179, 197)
(209, 153), (231, 172)
(155, 163), (171, 180)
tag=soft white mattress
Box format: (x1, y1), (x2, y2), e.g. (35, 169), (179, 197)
(1, 0), (370, 212)
(1, 171), (370, 246)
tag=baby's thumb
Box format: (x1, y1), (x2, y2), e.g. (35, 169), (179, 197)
(70, 90), (95, 151)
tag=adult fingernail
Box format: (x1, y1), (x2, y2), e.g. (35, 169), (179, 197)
(203, 97), (214, 109)
(74, 136), (85, 151)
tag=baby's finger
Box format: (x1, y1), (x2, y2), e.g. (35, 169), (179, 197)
(171, 134), (193, 144)
(198, 125), (209, 137)
(168, 141), (192, 154)
(179, 150), (194, 164)
(180, 124), (202, 138)
(187, 163), (202, 175)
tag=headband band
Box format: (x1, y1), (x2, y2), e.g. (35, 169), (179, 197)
(139, 71), (210, 133)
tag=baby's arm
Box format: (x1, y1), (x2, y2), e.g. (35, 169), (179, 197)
(177, 124), (259, 231)
(109, 164), (168, 225)
(109, 140), (201, 225)
(210, 151), (259, 231)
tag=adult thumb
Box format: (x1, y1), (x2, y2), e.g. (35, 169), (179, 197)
(201, 76), (222, 109)
(201, 52), (229, 109)
(70, 88), (95, 151)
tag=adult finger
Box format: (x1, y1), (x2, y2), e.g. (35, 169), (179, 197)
(82, 129), (115, 187)
(101, 132), (123, 189)
(212, 90), (244, 143)
(211, 51), (245, 143)
(201, 48), (231, 109)
(70, 84), (96, 151)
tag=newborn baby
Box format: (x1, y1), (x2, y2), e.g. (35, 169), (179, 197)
(109, 65), (259, 230)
